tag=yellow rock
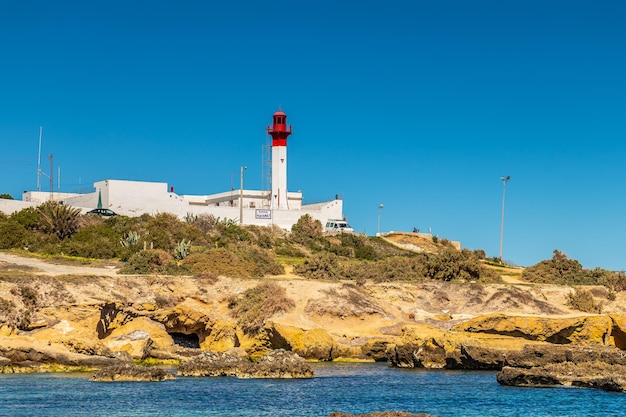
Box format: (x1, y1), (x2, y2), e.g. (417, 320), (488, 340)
(609, 314), (626, 349)
(104, 317), (174, 359)
(452, 313), (613, 345)
(270, 324), (336, 360)
(0, 325), (17, 337)
(200, 319), (239, 351)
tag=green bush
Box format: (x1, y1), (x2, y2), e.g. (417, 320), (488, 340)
(227, 282), (295, 333)
(602, 270), (626, 292)
(119, 249), (189, 275)
(293, 252), (344, 280)
(235, 244), (284, 276)
(523, 250), (609, 285)
(182, 249), (254, 278)
(11, 207), (40, 230)
(275, 239), (306, 258)
(290, 214), (322, 245)
(0, 220), (29, 249)
(62, 224), (120, 259)
(567, 288), (602, 313)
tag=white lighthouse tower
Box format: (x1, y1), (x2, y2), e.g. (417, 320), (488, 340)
(267, 110), (292, 210)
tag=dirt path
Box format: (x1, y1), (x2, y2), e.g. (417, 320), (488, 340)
(0, 252), (120, 277)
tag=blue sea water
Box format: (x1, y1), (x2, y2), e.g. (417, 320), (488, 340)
(1, 363), (625, 417)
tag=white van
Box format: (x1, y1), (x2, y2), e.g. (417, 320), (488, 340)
(324, 220), (354, 233)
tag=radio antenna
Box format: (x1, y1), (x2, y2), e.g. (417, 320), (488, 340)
(37, 126), (42, 192)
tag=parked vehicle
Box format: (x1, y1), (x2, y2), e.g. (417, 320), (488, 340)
(324, 220), (354, 233)
(87, 208), (117, 217)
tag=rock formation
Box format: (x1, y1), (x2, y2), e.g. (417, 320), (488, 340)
(497, 362), (626, 392)
(90, 363), (176, 382)
(178, 349), (313, 379)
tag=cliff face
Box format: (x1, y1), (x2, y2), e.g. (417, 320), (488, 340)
(2, 254), (626, 372)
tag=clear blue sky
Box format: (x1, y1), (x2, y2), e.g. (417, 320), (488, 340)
(1, 1), (625, 269)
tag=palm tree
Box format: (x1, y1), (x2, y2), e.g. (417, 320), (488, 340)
(38, 201), (82, 240)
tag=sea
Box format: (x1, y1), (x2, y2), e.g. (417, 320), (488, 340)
(1, 363), (624, 417)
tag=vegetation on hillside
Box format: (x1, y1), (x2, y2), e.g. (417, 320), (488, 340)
(227, 282), (295, 333)
(522, 250), (626, 289)
(2, 204), (625, 291)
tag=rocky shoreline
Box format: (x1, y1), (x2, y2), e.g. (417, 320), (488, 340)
(497, 362), (626, 392)
(2, 260), (626, 393)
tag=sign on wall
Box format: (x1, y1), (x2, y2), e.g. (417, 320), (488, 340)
(255, 209), (272, 219)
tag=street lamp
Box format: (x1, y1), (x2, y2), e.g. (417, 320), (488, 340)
(377, 203), (384, 235)
(239, 166), (247, 225)
(499, 175), (511, 264)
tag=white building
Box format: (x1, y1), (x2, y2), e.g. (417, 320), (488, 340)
(16, 110), (347, 230)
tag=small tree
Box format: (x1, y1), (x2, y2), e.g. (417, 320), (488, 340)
(0, 193), (14, 200)
(37, 201), (82, 240)
(290, 214), (322, 244)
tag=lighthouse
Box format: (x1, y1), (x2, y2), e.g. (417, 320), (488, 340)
(267, 110), (292, 210)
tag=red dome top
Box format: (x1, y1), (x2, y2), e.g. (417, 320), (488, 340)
(273, 109), (286, 117)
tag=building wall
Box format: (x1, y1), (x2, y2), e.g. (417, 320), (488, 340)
(17, 179), (345, 231)
(23, 191), (81, 204)
(61, 179), (343, 230)
(0, 199), (37, 215)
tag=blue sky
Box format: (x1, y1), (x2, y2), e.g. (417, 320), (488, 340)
(1, 1), (625, 269)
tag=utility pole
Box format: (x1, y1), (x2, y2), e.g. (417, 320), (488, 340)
(239, 166), (247, 225)
(49, 154), (54, 200)
(37, 126), (42, 191)
(499, 175), (511, 263)
(377, 203), (384, 235)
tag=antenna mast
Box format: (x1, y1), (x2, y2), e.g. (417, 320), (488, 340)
(49, 154), (54, 200)
(37, 126), (42, 192)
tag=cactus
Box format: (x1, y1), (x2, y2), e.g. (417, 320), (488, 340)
(173, 239), (192, 260)
(183, 212), (197, 224)
(120, 231), (141, 247)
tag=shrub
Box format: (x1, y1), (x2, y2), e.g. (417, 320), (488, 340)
(62, 224), (120, 259)
(11, 207), (40, 230)
(603, 270), (626, 293)
(182, 249), (254, 278)
(0, 220), (29, 249)
(235, 244), (285, 276)
(523, 250), (609, 285)
(293, 252), (343, 280)
(187, 213), (220, 234)
(119, 249), (188, 275)
(227, 282), (295, 333)
(567, 288), (602, 314)
(290, 214), (322, 245)
(275, 239), (306, 258)
(422, 249), (490, 282)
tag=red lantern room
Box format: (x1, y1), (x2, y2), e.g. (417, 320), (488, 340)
(267, 110), (292, 147)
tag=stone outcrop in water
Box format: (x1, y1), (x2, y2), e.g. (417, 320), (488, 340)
(178, 348), (314, 378)
(385, 323), (626, 371)
(90, 363), (176, 382)
(497, 362), (626, 392)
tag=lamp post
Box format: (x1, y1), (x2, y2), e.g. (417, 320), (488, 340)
(239, 166), (247, 225)
(377, 203), (384, 235)
(499, 175), (511, 264)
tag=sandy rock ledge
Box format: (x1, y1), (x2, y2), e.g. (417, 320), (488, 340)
(90, 363), (176, 382)
(178, 349), (314, 378)
(497, 362), (626, 392)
